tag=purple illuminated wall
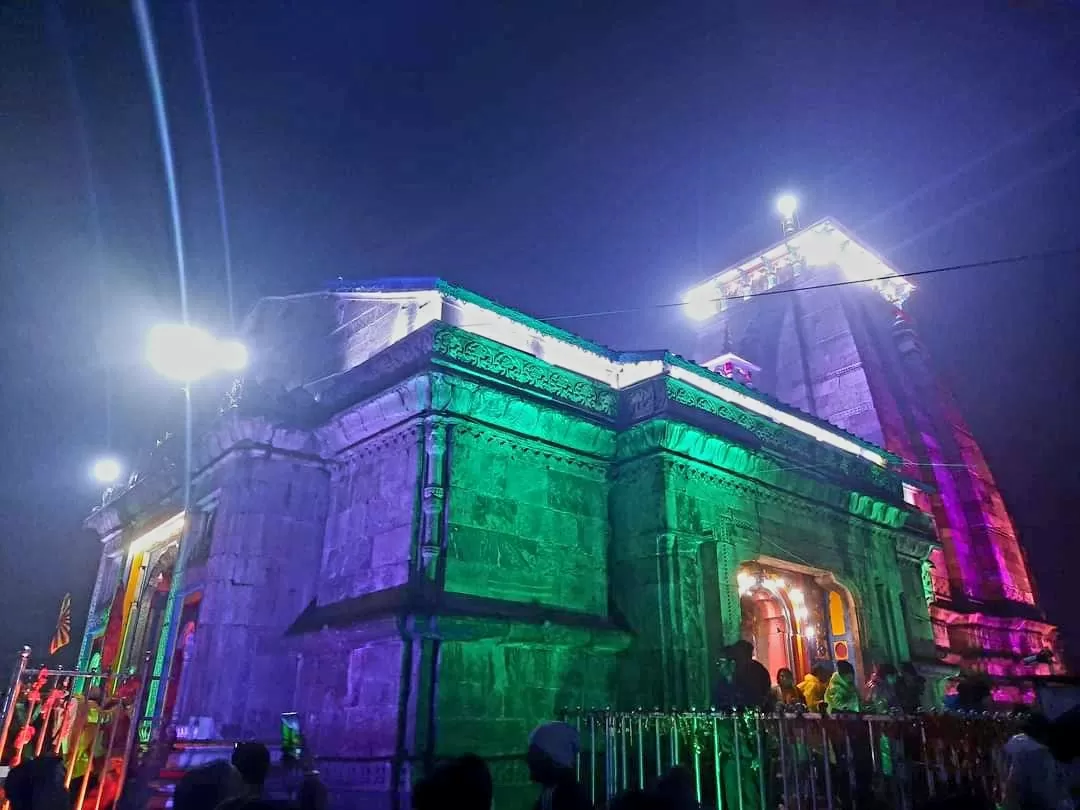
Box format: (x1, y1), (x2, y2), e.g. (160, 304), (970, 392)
(697, 261), (1059, 678)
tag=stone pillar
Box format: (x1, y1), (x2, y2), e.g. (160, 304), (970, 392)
(416, 418), (449, 581)
(715, 529), (744, 647)
(402, 418), (450, 778)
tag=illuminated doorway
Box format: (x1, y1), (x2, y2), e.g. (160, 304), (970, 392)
(737, 562), (861, 682)
(740, 589), (794, 677)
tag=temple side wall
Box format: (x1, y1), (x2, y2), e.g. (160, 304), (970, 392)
(178, 454), (330, 738)
(317, 423), (421, 603)
(434, 405), (621, 808)
(444, 422), (609, 612)
(436, 629), (618, 809)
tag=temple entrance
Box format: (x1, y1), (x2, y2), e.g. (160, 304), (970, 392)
(737, 562), (861, 683)
(740, 590), (794, 679)
(122, 546), (177, 674)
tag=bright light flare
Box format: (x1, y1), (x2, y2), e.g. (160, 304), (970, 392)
(147, 324), (248, 383)
(683, 284), (721, 321)
(737, 571), (758, 595)
(776, 193), (798, 219)
(91, 457), (123, 485)
(218, 339), (249, 373)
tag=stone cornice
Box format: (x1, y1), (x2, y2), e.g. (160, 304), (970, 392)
(318, 372), (616, 461)
(452, 422), (609, 477)
(657, 377), (899, 499)
(619, 420), (929, 533)
(318, 376), (432, 457)
(285, 583), (630, 651)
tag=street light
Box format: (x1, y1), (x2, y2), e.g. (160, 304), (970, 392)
(146, 324), (248, 383)
(91, 457), (123, 486)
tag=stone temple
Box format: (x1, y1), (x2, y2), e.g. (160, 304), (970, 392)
(77, 222), (1056, 805)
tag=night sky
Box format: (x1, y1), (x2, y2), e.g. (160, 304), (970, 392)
(1, 1), (1078, 668)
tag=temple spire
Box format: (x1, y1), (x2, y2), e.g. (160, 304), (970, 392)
(721, 324), (734, 355)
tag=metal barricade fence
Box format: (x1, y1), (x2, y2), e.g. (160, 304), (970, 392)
(0, 648), (156, 810)
(560, 709), (1023, 810)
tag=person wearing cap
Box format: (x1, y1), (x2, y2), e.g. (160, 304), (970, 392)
(526, 721), (592, 810)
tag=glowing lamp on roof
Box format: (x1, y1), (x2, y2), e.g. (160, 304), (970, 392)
(776, 194), (798, 220)
(777, 193), (800, 236)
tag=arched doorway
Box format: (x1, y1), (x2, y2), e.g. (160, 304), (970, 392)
(737, 562), (862, 682)
(739, 586), (795, 679)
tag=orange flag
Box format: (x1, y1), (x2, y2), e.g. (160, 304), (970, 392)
(49, 593), (72, 655)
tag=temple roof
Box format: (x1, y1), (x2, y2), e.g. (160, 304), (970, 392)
(682, 217), (915, 320)
(248, 278), (895, 468)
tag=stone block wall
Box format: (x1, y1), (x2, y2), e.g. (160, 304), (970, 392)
(444, 424), (609, 613)
(289, 627), (408, 809)
(435, 631), (617, 809)
(318, 423), (421, 603)
(179, 453), (330, 738)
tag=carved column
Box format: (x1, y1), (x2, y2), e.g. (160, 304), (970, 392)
(715, 527), (744, 648)
(406, 417), (451, 775)
(416, 418), (449, 581)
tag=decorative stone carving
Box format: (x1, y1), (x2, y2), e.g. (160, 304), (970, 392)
(921, 560), (936, 609)
(433, 326), (618, 416)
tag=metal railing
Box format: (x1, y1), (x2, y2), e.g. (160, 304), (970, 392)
(0, 648), (156, 810)
(560, 708), (1022, 810)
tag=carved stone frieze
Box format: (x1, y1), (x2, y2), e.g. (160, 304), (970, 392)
(432, 326), (618, 416)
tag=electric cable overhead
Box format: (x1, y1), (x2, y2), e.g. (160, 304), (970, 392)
(532, 245), (1080, 325)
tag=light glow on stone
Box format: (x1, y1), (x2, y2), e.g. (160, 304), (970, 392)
(683, 219), (915, 313)
(128, 511), (186, 556)
(737, 571), (758, 595)
(666, 366), (887, 466)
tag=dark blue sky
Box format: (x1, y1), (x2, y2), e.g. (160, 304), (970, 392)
(1, 0), (1078, 664)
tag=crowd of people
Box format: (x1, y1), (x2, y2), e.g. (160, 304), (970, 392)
(0, 644), (1074, 810)
(713, 640), (958, 715)
(5, 711), (1080, 810)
